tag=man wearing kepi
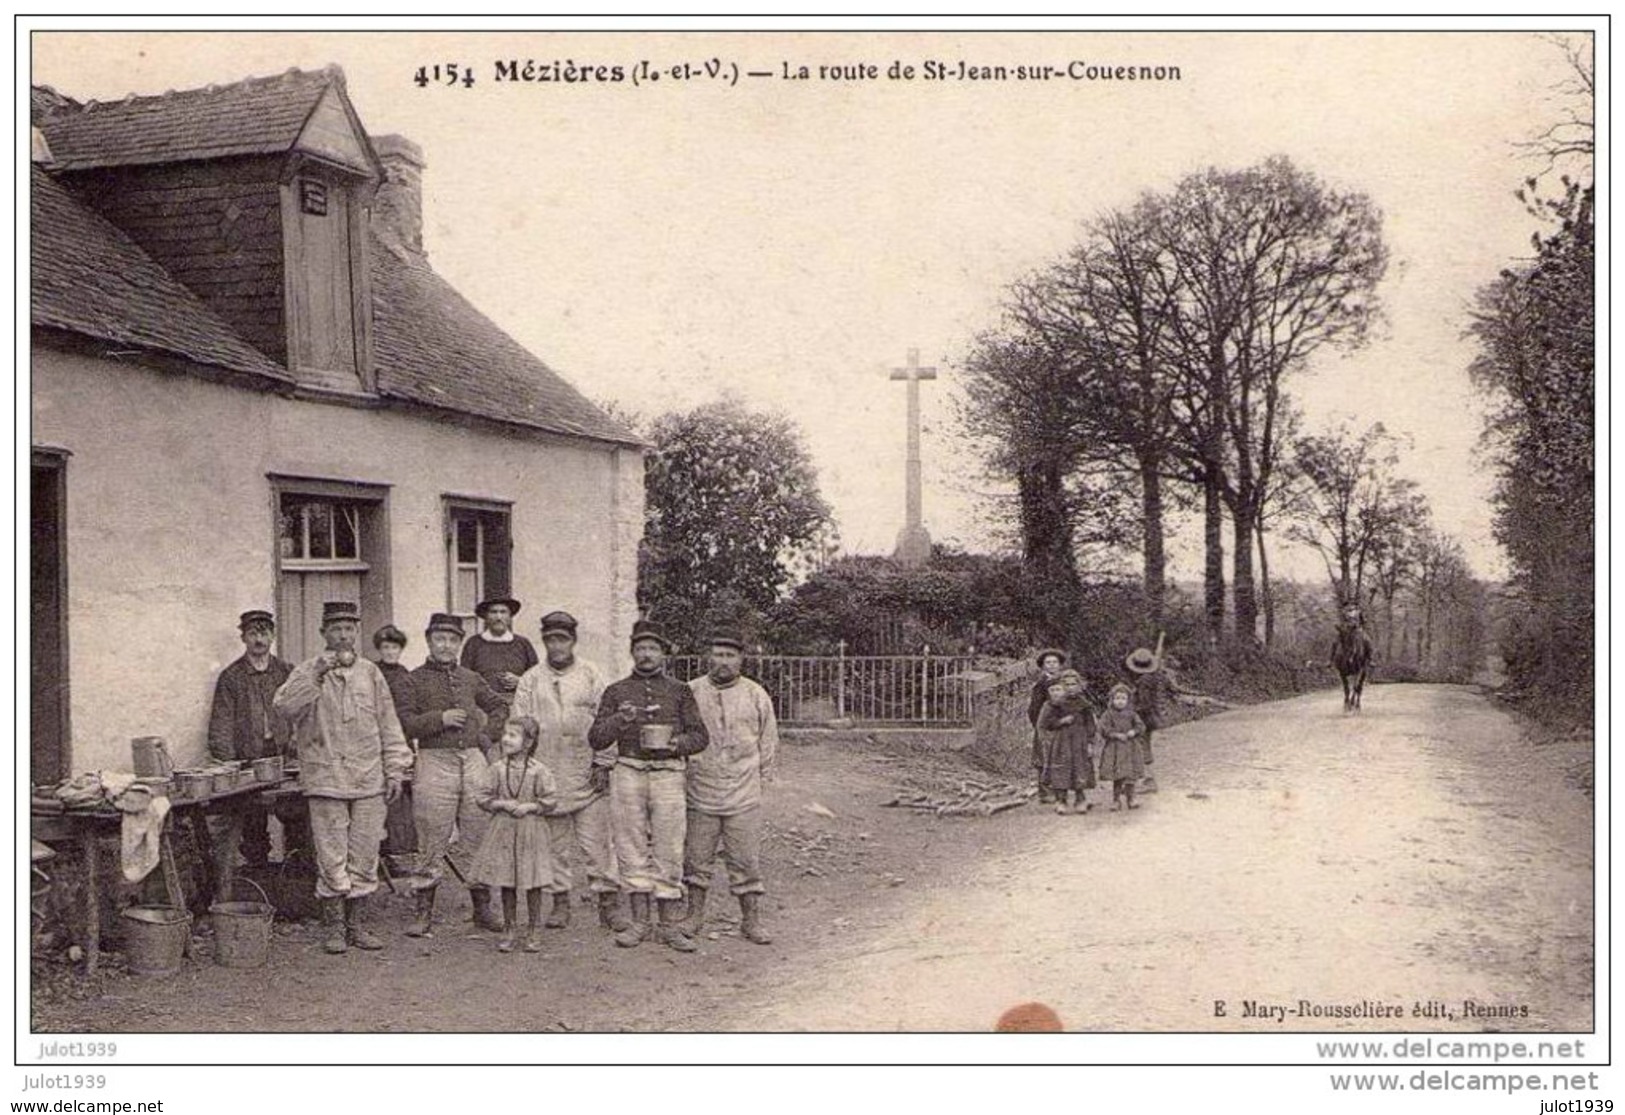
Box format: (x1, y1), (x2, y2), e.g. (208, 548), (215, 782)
(510, 610), (627, 933)
(400, 612), (508, 937)
(682, 630), (779, 946)
(272, 601), (410, 955)
(459, 597), (539, 751)
(206, 609), (292, 904)
(588, 620), (709, 951)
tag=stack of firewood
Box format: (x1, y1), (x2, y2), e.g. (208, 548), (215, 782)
(883, 778), (1036, 817)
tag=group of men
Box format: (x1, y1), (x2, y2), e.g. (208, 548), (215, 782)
(206, 598), (780, 956)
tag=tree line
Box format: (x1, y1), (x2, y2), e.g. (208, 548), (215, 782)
(1467, 36), (1594, 715)
(956, 153), (1492, 678)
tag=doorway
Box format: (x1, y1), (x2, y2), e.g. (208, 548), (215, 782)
(31, 452), (68, 784)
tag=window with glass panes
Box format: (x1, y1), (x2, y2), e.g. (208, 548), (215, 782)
(445, 501), (511, 616)
(280, 496), (365, 566)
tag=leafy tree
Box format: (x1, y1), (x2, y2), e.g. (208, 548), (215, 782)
(636, 398), (834, 648)
(1467, 34), (1593, 711)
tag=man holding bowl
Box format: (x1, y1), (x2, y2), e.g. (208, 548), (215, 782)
(588, 620), (709, 951)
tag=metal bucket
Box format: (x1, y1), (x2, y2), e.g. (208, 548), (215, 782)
(131, 737), (174, 778)
(119, 905), (191, 977)
(209, 878), (274, 969)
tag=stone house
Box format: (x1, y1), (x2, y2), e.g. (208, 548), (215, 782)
(30, 66), (643, 783)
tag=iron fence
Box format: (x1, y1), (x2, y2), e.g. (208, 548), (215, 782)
(668, 652), (978, 726)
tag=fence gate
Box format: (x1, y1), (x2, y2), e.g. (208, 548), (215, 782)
(668, 653), (977, 727)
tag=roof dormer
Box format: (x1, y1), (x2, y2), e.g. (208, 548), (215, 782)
(33, 66), (382, 395)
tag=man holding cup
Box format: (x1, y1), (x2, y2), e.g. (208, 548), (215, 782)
(273, 601), (410, 954)
(588, 620), (709, 951)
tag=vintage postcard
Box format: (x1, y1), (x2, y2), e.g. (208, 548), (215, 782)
(20, 17), (1604, 1106)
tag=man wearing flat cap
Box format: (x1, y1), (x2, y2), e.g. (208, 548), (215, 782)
(682, 630), (779, 945)
(273, 601), (411, 954)
(510, 610), (627, 933)
(399, 613), (509, 937)
(460, 597), (539, 747)
(205, 609), (293, 904)
(588, 619), (709, 951)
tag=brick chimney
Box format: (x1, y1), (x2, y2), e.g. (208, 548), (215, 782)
(372, 133), (425, 254)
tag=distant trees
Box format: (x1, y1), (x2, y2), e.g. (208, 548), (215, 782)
(960, 155), (1388, 645)
(1285, 421), (1426, 605)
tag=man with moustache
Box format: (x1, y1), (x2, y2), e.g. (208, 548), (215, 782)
(510, 610), (627, 932)
(588, 620), (709, 951)
(205, 609), (292, 903)
(681, 631), (779, 945)
(400, 612), (508, 937)
(273, 601), (410, 954)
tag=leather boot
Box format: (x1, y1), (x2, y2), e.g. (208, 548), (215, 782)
(406, 886), (436, 938)
(613, 892), (652, 948)
(470, 885), (505, 933)
(656, 898), (698, 952)
(525, 890), (546, 953)
(345, 897), (384, 950)
(321, 896), (347, 954)
(739, 892), (773, 945)
(680, 883), (708, 937)
(496, 888), (518, 953)
(597, 891), (630, 933)
(545, 890), (571, 929)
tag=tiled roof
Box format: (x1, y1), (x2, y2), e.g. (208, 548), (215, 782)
(34, 67), (338, 171)
(370, 235), (638, 445)
(30, 85), (77, 124)
(30, 166), (292, 383)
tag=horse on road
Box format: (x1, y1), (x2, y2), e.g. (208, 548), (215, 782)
(1331, 619), (1374, 713)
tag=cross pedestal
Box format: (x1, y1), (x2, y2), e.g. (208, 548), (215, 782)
(890, 348), (937, 567)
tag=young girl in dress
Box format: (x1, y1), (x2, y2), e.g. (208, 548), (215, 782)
(1095, 683), (1148, 811)
(472, 715), (559, 952)
(1035, 668), (1096, 815)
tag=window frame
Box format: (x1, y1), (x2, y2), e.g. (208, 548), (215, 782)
(444, 496), (513, 620)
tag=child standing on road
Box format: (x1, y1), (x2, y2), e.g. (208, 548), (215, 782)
(1096, 684), (1148, 811)
(1036, 669), (1096, 815)
(471, 716), (558, 952)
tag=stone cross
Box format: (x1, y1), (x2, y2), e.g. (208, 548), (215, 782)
(889, 348), (937, 567)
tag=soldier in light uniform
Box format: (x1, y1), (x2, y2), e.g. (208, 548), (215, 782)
(509, 610), (627, 933)
(682, 631), (779, 945)
(272, 601), (410, 954)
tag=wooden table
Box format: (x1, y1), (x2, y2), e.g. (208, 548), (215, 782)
(30, 778), (299, 974)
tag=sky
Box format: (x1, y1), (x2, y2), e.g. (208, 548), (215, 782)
(31, 26), (1594, 582)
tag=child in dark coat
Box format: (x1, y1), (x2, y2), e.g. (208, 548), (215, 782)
(1095, 683), (1148, 811)
(1035, 669), (1096, 815)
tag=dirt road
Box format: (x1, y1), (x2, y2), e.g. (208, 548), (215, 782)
(724, 685), (1594, 1032)
(34, 684), (1591, 1035)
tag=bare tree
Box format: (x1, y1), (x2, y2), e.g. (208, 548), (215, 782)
(1154, 158), (1388, 643)
(1514, 33), (1594, 181)
(1286, 421), (1422, 604)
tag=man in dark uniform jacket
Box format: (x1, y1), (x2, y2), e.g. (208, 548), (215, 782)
(459, 596), (539, 746)
(588, 620), (709, 952)
(207, 609), (293, 902)
(401, 613), (508, 936)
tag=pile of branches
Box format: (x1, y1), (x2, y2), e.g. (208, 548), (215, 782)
(883, 777), (1036, 818)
